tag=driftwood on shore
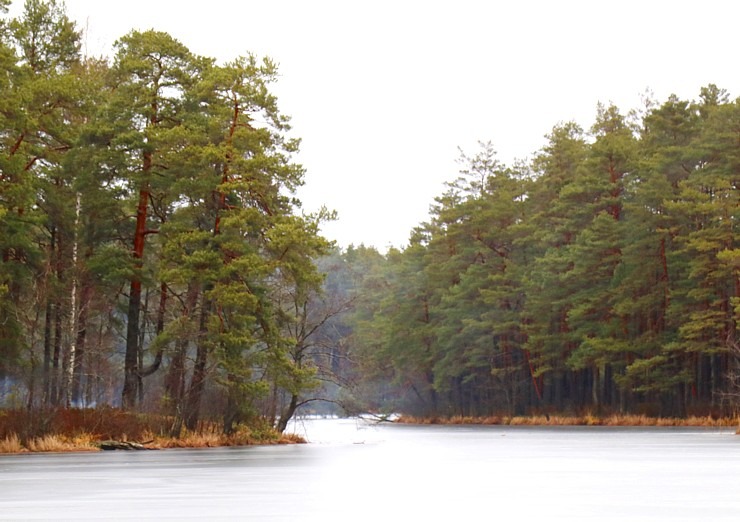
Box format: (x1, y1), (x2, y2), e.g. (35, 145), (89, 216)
(97, 440), (156, 451)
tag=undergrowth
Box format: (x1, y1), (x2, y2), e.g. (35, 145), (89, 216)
(0, 408), (304, 453)
(398, 413), (739, 428)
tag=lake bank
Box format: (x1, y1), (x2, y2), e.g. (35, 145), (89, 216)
(397, 413), (740, 429)
(0, 430), (305, 454)
(4, 408), (739, 454)
(0, 407), (304, 454)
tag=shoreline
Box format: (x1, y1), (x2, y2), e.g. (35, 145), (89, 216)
(4, 411), (740, 453)
(0, 407), (306, 454)
(396, 413), (740, 429)
(0, 431), (306, 454)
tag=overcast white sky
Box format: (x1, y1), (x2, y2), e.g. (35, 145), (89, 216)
(8, 0), (739, 250)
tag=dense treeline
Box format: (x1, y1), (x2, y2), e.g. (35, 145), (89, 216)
(348, 89), (739, 418)
(2, 1), (738, 432)
(0, 0), (338, 434)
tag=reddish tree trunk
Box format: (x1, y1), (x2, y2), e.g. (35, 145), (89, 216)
(122, 150), (152, 409)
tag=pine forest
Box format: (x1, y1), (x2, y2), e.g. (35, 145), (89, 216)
(0, 1), (738, 441)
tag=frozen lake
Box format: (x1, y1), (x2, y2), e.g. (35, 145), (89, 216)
(1, 418), (739, 520)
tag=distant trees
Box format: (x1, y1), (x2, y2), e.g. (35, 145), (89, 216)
(348, 90), (738, 418)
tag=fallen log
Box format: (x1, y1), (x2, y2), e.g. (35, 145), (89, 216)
(98, 440), (156, 451)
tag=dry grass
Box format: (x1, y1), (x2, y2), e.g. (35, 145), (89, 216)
(398, 413), (739, 428)
(0, 408), (305, 453)
(153, 426), (305, 449)
(507, 415), (588, 426)
(24, 434), (99, 453)
(155, 430), (223, 449)
(0, 434), (23, 454)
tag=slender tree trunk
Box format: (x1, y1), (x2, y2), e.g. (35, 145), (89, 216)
(267, 382), (279, 426)
(223, 373), (242, 435)
(63, 194), (81, 407)
(122, 278), (142, 408)
(592, 366), (600, 411)
(166, 284), (198, 418)
(699, 352), (712, 403)
(42, 295), (53, 405)
(42, 227), (55, 406)
(603, 363), (613, 407)
(51, 299), (63, 406)
(122, 150), (152, 409)
(184, 294), (211, 430)
(165, 343), (186, 406)
(71, 286), (89, 406)
(136, 287), (151, 406)
(140, 282), (168, 379)
(276, 394), (299, 434)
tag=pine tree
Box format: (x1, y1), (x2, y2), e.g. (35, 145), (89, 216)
(105, 30), (204, 408)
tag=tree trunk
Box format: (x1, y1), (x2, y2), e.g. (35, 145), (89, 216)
(71, 290), (88, 406)
(184, 295), (210, 430)
(122, 152), (151, 408)
(223, 373), (242, 436)
(42, 291), (53, 405)
(166, 284), (199, 421)
(276, 394), (299, 434)
(51, 300), (63, 405)
(140, 282), (168, 379)
(62, 194), (81, 407)
(122, 279), (142, 409)
(42, 226), (56, 406)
